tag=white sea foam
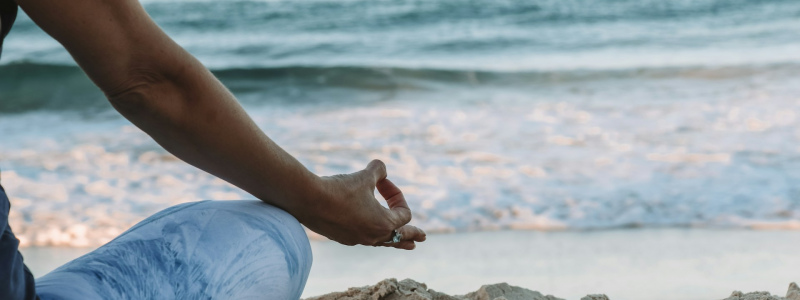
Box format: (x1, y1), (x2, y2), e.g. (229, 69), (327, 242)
(3, 67), (800, 247)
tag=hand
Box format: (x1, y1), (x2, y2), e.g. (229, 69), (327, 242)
(300, 160), (426, 250)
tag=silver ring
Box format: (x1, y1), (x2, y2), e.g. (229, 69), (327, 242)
(384, 229), (402, 244)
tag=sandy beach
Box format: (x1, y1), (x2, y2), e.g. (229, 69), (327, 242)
(22, 229), (800, 300)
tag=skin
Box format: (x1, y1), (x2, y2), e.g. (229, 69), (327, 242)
(6, 0), (426, 250)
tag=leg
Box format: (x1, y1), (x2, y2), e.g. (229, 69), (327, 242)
(0, 183), (38, 300)
(35, 200), (312, 300)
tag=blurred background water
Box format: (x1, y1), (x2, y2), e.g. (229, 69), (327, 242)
(3, 0), (800, 247)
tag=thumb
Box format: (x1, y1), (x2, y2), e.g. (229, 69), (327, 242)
(365, 159), (388, 183)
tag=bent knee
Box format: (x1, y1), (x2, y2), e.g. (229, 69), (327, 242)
(38, 200), (312, 299)
(168, 200), (313, 299)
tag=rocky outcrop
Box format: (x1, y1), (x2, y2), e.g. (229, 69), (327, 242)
(304, 278), (587, 300)
(723, 282), (800, 300)
(305, 279), (798, 300)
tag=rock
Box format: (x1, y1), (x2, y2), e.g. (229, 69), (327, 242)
(724, 290), (785, 300)
(305, 278), (800, 300)
(304, 278), (400, 300)
(787, 282), (800, 300)
(464, 283), (563, 300)
(581, 295), (610, 300)
(304, 279), (458, 300)
(722, 283), (800, 300)
(304, 279), (565, 300)
(387, 279), (459, 300)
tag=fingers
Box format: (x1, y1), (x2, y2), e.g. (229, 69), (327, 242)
(398, 224), (427, 242)
(363, 159), (423, 249)
(393, 241), (417, 250)
(374, 225), (427, 250)
(376, 178), (412, 228)
(364, 159), (412, 228)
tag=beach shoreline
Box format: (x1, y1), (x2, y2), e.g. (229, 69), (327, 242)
(21, 228), (800, 300)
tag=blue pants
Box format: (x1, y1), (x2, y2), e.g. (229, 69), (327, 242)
(0, 184), (38, 300)
(3, 193), (312, 299)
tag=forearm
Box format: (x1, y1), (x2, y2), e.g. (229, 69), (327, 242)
(109, 53), (322, 216)
(17, 0), (322, 217)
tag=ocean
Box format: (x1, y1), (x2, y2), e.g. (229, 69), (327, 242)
(2, 0), (800, 247)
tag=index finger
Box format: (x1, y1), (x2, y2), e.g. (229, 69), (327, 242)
(375, 225), (428, 250)
(376, 178), (412, 227)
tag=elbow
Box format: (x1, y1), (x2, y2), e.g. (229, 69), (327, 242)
(103, 68), (168, 116)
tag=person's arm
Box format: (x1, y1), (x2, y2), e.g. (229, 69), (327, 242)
(17, 0), (425, 249)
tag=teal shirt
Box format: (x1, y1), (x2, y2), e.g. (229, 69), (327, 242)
(0, 0), (17, 59)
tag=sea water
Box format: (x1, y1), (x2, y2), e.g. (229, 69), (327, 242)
(3, 0), (800, 247)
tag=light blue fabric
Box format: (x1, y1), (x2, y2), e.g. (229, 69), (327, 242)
(35, 200), (312, 300)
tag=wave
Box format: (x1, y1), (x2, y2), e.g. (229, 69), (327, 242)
(6, 0), (800, 79)
(3, 61), (800, 114)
